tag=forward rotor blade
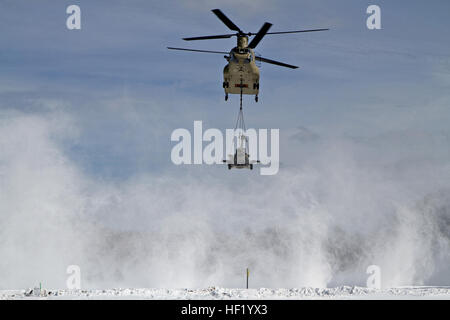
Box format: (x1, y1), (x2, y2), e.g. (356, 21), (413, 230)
(183, 34), (234, 41)
(248, 22), (272, 49)
(212, 9), (241, 32)
(167, 47), (229, 54)
(256, 56), (298, 69)
(265, 28), (329, 35)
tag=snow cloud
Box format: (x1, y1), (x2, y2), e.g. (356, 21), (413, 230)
(0, 106), (449, 289)
(1, 0), (449, 290)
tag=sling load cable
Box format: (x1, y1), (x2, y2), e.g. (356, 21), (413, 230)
(234, 78), (248, 154)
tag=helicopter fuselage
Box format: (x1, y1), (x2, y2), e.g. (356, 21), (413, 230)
(169, 9), (327, 102)
(223, 48), (259, 96)
(223, 36), (260, 98)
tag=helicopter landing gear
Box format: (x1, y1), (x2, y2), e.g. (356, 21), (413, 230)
(255, 95), (258, 102)
(228, 164), (231, 170)
(225, 93), (228, 101)
(250, 164), (253, 170)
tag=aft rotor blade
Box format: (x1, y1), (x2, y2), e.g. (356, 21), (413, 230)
(265, 28), (329, 35)
(256, 56), (299, 69)
(248, 22), (272, 49)
(183, 34), (234, 41)
(212, 9), (241, 32)
(167, 47), (229, 54)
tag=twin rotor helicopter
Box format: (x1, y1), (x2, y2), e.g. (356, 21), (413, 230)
(168, 9), (329, 102)
(168, 9), (328, 170)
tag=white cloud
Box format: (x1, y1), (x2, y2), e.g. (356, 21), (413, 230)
(0, 108), (449, 289)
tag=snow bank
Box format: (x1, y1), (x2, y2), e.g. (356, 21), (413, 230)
(1, 286), (449, 300)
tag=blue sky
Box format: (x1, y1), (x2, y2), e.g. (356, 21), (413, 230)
(0, 0), (449, 178)
(1, 0), (449, 179)
(1, 1), (450, 288)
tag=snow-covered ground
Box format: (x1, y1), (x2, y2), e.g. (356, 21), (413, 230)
(1, 286), (450, 300)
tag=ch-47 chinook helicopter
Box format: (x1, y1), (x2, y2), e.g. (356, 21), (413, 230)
(168, 9), (328, 102)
